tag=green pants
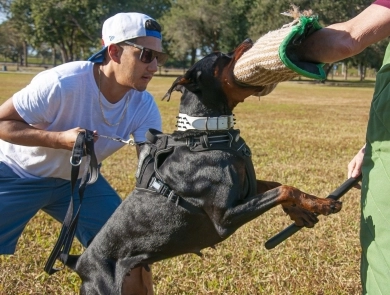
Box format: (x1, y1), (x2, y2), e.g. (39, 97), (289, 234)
(361, 43), (390, 295)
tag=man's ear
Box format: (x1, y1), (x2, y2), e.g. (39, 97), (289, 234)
(107, 44), (122, 63)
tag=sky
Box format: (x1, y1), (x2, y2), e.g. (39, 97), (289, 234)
(0, 12), (5, 23)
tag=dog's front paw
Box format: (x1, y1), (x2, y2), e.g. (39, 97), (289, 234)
(280, 186), (343, 216)
(281, 189), (343, 227)
(282, 204), (319, 228)
(305, 196), (343, 216)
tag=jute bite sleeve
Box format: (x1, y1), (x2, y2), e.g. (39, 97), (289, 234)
(234, 15), (326, 88)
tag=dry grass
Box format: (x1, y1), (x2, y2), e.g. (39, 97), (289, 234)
(0, 74), (373, 295)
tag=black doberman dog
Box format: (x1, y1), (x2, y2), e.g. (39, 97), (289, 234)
(66, 39), (342, 294)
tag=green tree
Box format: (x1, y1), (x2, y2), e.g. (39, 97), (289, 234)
(0, 20), (24, 64)
(4, 0), (104, 63)
(160, 0), (255, 67)
(103, 0), (170, 20)
(1, 0), (171, 64)
(0, 0), (31, 66)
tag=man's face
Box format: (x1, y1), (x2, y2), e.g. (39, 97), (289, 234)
(118, 36), (164, 92)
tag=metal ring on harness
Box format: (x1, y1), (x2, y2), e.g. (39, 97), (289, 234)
(70, 156), (82, 166)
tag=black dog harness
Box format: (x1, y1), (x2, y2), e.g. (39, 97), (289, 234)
(135, 128), (257, 204)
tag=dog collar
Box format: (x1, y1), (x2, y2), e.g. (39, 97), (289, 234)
(176, 113), (235, 131)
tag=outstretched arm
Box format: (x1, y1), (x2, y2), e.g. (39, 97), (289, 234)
(298, 3), (390, 63)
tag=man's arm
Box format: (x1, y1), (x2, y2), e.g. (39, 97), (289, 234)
(0, 97), (82, 151)
(299, 4), (390, 63)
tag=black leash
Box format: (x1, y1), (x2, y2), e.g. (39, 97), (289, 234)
(44, 130), (98, 275)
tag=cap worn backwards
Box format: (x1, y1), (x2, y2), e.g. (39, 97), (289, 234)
(88, 12), (162, 63)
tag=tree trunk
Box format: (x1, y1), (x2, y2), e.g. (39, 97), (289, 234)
(52, 48), (57, 67)
(23, 40), (28, 67)
(190, 48), (196, 66)
(60, 48), (69, 64)
(359, 64), (366, 81)
(325, 63), (334, 80)
(343, 62), (348, 80)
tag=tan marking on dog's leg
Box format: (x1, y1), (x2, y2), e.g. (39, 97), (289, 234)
(256, 179), (282, 194)
(122, 265), (154, 295)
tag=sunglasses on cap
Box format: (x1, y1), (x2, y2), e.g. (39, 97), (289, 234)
(123, 41), (168, 67)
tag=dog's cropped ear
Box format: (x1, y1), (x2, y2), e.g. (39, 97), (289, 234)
(162, 76), (186, 101)
(162, 74), (194, 101)
(227, 38), (254, 62)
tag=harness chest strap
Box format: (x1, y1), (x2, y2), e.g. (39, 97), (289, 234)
(136, 129), (257, 203)
(149, 177), (180, 205)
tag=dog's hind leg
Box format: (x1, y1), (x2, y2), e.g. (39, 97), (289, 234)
(122, 266), (153, 295)
(117, 255), (152, 295)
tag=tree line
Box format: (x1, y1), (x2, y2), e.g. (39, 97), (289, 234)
(0, 0), (388, 80)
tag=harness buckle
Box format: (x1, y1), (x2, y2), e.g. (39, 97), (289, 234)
(149, 177), (180, 205)
(149, 177), (168, 195)
(168, 190), (179, 205)
(149, 177), (162, 192)
(70, 156), (82, 166)
(186, 137), (196, 148)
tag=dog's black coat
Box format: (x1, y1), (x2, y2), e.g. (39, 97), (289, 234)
(67, 40), (341, 294)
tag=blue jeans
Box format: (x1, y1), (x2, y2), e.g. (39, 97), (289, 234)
(0, 162), (121, 254)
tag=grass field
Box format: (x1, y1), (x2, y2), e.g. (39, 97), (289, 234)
(0, 72), (373, 295)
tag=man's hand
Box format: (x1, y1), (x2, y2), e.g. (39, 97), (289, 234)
(347, 144), (365, 188)
(55, 127), (89, 151)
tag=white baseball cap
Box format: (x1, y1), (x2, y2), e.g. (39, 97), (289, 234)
(88, 12), (162, 63)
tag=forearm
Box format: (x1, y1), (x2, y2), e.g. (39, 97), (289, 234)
(298, 25), (360, 63)
(0, 120), (70, 150)
(299, 4), (390, 63)
(0, 97), (81, 151)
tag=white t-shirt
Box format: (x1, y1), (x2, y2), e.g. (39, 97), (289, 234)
(0, 61), (161, 180)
